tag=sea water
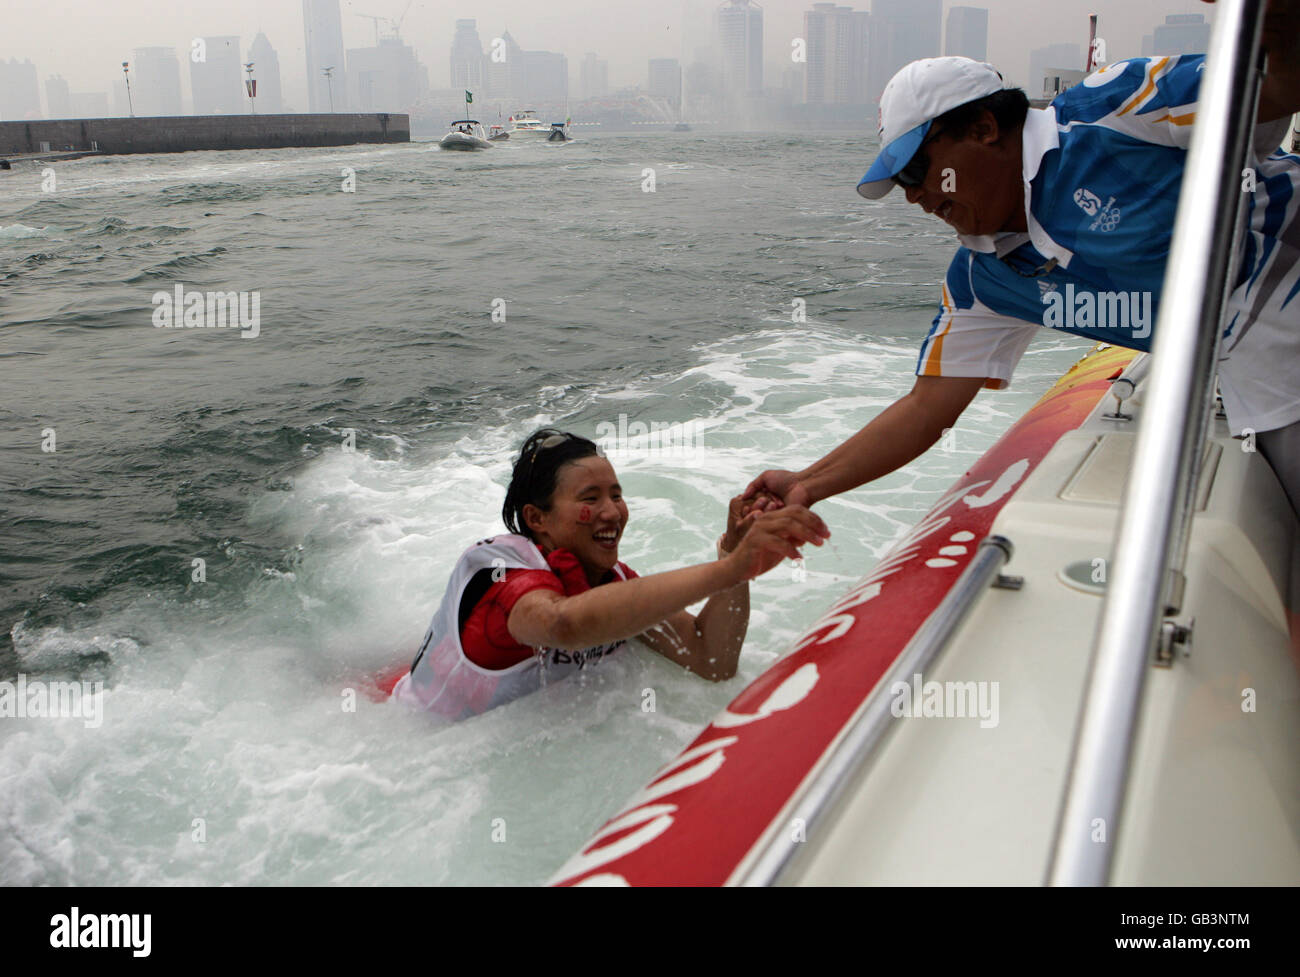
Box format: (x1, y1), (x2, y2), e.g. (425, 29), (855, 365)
(0, 133), (1091, 884)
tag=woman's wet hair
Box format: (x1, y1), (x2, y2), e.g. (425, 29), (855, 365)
(934, 87), (1029, 140)
(503, 428), (601, 539)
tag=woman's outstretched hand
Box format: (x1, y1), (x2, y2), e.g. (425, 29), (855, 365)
(724, 505), (830, 582)
(721, 493), (756, 553)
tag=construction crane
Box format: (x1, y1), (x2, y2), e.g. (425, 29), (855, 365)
(391, 1), (415, 41)
(354, 2), (416, 45)
(355, 13), (385, 45)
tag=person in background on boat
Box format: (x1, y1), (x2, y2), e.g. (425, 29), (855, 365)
(745, 0), (1300, 517)
(389, 428), (830, 720)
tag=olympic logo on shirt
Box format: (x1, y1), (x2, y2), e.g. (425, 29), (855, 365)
(1074, 187), (1122, 232)
(1093, 204), (1122, 232)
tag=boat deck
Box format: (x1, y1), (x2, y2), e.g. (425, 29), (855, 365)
(791, 371), (1300, 884)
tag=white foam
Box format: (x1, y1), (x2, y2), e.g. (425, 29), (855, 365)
(0, 223), (47, 240)
(0, 324), (1091, 885)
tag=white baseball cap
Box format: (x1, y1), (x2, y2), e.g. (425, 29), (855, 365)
(856, 56), (1006, 200)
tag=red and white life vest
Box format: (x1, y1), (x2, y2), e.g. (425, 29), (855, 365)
(390, 534), (631, 720)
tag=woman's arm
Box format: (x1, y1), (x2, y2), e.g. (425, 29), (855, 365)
(506, 505), (828, 655)
(637, 584), (748, 681)
(637, 498), (753, 681)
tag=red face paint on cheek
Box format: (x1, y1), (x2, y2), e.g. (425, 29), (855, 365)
(578, 505), (592, 523)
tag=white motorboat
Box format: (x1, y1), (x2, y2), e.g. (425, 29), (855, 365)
(439, 120), (491, 151)
(552, 2), (1299, 887)
(487, 124), (510, 142)
(509, 110), (548, 136)
(545, 122), (572, 143)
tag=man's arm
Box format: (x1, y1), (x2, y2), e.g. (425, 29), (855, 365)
(747, 374), (986, 508)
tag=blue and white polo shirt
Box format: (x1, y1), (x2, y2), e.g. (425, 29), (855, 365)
(915, 55), (1299, 433)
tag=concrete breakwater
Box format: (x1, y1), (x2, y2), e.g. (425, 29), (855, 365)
(0, 113), (410, 157)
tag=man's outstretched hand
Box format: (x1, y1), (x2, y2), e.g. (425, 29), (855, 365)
(742, 469), (812, 513)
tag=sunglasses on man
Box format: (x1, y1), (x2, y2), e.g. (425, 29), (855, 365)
(892, 128), (944, 189)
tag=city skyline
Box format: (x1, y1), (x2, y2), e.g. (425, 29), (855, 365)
(2, 0), (1218, 121)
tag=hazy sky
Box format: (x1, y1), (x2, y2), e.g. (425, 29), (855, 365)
(5, 0), (1217, 111)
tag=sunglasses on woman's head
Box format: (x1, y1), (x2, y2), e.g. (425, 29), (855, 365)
(530, 432), (574, 464)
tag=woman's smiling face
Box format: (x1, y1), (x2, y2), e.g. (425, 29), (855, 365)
(525, 456), (629, 582)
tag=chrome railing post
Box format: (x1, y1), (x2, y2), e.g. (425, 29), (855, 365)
(1047, 0), (1268, 886)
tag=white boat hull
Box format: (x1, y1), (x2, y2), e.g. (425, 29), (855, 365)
(552, 347), (1300, 886)
(789, 365), (1299, 884)
(439, 132), (491, 151)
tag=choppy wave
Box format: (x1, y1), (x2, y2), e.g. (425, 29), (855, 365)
(0, 223), (47, 240)
(125, 247), (229, 283)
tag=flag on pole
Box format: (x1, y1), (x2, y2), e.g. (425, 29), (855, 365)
(465, 90), (473, 104)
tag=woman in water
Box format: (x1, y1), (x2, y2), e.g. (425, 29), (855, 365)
(390, 428), (829, 720)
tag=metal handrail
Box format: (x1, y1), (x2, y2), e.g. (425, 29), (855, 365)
(1047, 0), (1268, 886)
(1103, 353), (1150, 419)
(1109, 353), (1150, 402)
(736, 535), (1014, 886)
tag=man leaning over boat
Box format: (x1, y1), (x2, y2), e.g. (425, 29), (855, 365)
(745, 0), (1300, 517)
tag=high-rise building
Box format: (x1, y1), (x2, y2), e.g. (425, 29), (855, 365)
(71, 91), (110, 117)
(482, 32), (567, 103)
(520, 51), (568, 103)
(868, 0), (941, 103)
(303, 0), (348, 111)
(648, 58), (683, 107)
(348, 38), (428, 111)
(451, 19), (484, 90)
(248, 33), (284, 113)
(580, 53), (609, 100)
(46, 75), (71, 118)
(484, 31), (520, 98)
(803, 3), (870, 105)
(190, 36), (243, 114)
(1028, 43), (1083, 98)
(1152, 14), (1211, 56)
(0, 59), (42, 120)
(716, 0), (763, 98)
(1042, 68), (1086, 99)
(686, 58), (721, 101)
(945, 6), (988, 61)
(132, 47), (183, 116)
